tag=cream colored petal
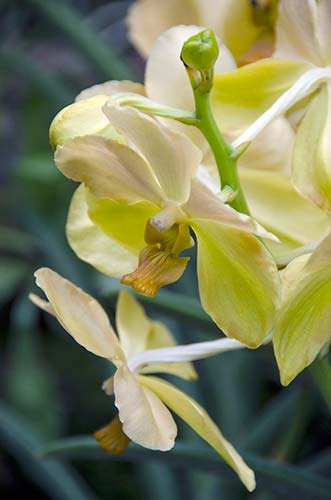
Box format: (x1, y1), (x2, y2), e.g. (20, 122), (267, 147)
(55, 135), (165, 205)
(103, 104), (202, 204)
(49, 95), (124, 148)
(141, 321), (198, 381)
(293, 83), (331, 211)
(127, 0), (200, 58)
(184, 179), (277, 241)
(275, 0), (326, 65)
(212, 59), (310, 133)
(145, 25), (236, 150)
(29, 293), (56, 317)
(274, 264), (331, 386)
(139, 375), (255, 492)
(239, 118), (295, 175)
(114, 365), (177, 450)
(305, 232), (331, 274)
(315, 0), (331, 65)
(239, 169), (329, 261)
(76, 80), (145, 101)
(86, 191), (158, 255)
(191, 219), (280, 347)
(116, 290), (151, 359)
(34, 268), (125, 363)
(66, 186), (138, 278)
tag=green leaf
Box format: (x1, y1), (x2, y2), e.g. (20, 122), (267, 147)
(38, 437), (331, 499)
(0, 258), (29, 303)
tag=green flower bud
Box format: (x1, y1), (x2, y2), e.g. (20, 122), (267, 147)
(180, 30), (219, 72)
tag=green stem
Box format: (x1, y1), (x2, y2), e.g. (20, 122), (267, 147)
(310, 356), (331, 412)
(194, 91), (250, 215)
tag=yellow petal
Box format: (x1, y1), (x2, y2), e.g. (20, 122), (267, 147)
(212, 59), (310, 132)
(275, 0), (331, 65)
(76, 80), (145, 102)
(184, 179), (277, 241)
(86, 191), (158, 255)
(191, 219), (280, 347)
(116, 290), (197, 380)
(34, 268), (125, 363)
(239, 169), (329, 262)
(55, 135), (165, 205)
(305, 232), (331, 274)
(139, 375), (255, 492)
(292, 83), (331, 211)
(66, 186), (138, 277)
(274, 264), (331, 386)
(238, 118), (295, 175)
(94, 415), (130, 455)
(116, 290), (151, 359)
(49, 95), (124, 148)
(127, 0), (200, 58)
(141, 321), (198, 381)
(114, 365), (177, 450)
(29, 293), (56, 317)
(103, 104), (202, 204)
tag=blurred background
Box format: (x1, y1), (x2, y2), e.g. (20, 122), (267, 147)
(1, 1), (331, 499)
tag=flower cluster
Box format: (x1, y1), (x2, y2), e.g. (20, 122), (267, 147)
(30, 0), (331, 491)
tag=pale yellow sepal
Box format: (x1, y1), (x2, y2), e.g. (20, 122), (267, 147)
(239, 169), (329, 261)
(191, 219), (280, 347)
(33, 268), (125, 363)
(114, 365), (177, 450)
(212, 59), (310, 132)
(76, 80), (145, 102)
(139, 375), (256, 492)
(274, 233), (331, 385)
(55, 135), (165, 206)
(292, 82), (331, 211)
(66, 186), (138, 278)
(116, 290), (197, 380)
(49, 95), (124, 148)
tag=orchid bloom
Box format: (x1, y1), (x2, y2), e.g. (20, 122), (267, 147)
(214, 0), (331, 212)
(30, 267), (255, 492)
(141, 24), (329, 263)
(51, 98), (280, 348)
(127, 0), (277, 63)
(273, 232), (331, 386)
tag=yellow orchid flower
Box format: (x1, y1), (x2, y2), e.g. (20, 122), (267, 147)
(30, 267), (255, 492)
(127, 0), (277, 62)
(213, 0), (331, 211)
(141, 25), (329, 262)
(51, 100), (280, 347)
(273, 232), (331, 386)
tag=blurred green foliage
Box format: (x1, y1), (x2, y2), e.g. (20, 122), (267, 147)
(1, 1), (331, 499)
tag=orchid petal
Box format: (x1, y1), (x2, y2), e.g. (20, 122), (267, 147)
(275, 0), (331, 66)
(34, 268), (125, 363)
(49, 95), (124, 148)
(274, 263), (331, 386)
(103, 104), (202, 204)
(141, 321), (198, 381)
(139, 375), (256, 492)
(292, 83), (331, 211)
(116, 290), (151, 359)
(191, 219), (280, 347)
(114, 365), (177, 450)
(212, 59), (310, 133)
(127, 1), (200, 58)
(239, 169), (329, 261)
(185, 179), (277, 241)
(86, 191), (158, 254)
(76, 80), (145, 102)
(66, 186), (138, 277)
(55, 135), (165, 205)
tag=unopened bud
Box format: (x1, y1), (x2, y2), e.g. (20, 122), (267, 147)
(180, 30), (219, 73)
